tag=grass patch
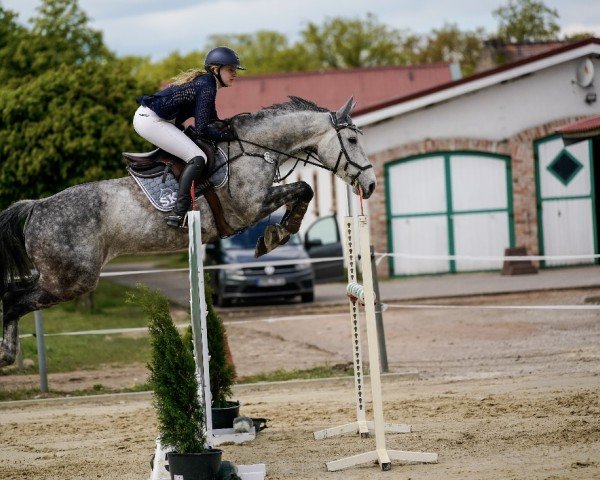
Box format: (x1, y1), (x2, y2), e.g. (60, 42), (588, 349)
(107, 252), (188, 268)
(239, 363), (354, 384)
(15, 335), (151, 373)
(4, 280), (187, 375)
(0, 383), (151, 402)
(0, 365), (356, 401)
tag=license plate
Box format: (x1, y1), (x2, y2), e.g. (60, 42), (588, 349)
(257, 277), (286, 286)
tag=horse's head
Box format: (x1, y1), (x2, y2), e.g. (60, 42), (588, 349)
(317, 97), (376, 199)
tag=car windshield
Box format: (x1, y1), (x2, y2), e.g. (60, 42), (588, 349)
(222, 217), (301, 249)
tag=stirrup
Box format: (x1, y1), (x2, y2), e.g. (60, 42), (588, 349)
(166, 212), (188, 229)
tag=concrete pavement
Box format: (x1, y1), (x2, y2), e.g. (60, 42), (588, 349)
(102, 262), (600, 314)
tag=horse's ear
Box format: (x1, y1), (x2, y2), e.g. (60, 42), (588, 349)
(336, 96), (354, 123)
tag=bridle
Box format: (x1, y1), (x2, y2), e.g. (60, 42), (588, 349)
(327, 112), (373, 185)
(222, 112), (373, 185)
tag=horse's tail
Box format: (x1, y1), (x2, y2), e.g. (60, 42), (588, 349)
(0, 200), (36, 296)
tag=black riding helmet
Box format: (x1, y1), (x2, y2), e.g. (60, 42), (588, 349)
(204, 46), (245, 87)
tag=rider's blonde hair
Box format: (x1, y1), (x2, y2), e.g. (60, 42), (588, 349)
(170, 68), (206, 86)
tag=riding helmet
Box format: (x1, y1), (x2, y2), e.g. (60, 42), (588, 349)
(204, 46), (245, 70)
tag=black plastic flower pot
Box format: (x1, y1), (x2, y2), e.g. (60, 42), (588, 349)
(166, 449), (222, 480)
(211, 400), (239, 429)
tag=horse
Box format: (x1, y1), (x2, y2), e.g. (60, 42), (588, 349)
(0, 96), (376, 367)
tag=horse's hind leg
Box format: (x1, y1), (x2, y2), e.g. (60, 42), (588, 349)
(0, 287), (61, 367)
(255, 181), (314, 257)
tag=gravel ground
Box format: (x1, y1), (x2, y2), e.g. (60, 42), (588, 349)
(1, 288), (599, 479)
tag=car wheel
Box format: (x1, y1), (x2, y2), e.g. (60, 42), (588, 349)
(301, 292), (314, 303)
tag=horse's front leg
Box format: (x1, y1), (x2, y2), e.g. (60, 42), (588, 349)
(254, 181), (313, 257)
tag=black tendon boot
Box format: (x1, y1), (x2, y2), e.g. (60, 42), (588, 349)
(166, 155), (206, 228)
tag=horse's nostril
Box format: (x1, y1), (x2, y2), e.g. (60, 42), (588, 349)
(368, 182), (375, 196)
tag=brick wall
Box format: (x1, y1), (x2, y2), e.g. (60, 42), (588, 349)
(368, 118), (581, 278)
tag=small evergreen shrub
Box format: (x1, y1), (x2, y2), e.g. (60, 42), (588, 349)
(129, 285), (205, 454)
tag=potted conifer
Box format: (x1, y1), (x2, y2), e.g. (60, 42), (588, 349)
(132, 285), (222, 480)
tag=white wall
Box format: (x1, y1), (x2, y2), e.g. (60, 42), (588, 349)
(361, 57), (600, 155)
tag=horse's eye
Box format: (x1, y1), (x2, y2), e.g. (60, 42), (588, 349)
(348, 137), (357, 144)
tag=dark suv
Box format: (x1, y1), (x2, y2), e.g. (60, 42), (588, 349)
(205, 215), (315, 306)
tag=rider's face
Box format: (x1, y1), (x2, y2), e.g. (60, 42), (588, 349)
(216, 65), (237, 87)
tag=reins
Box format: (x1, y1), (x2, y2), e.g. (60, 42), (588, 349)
(221, 112), (373, 185)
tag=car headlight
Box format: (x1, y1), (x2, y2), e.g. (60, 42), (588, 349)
(295, 262), (312, 271)
(223, 268), (245, 278)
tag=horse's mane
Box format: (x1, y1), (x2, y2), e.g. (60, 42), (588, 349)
(232, 96), (329, 127)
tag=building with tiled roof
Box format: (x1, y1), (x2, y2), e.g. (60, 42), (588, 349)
(293, 38), (599, 278)
(216, 63), (460, 118)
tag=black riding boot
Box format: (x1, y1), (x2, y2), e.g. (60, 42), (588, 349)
(166, 156), (206, 228)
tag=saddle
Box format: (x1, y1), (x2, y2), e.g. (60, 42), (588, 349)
(123, 139), (235, 237)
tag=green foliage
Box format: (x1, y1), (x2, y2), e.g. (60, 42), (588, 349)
(130, 285), (205, 454)
(0, 0), (151, 209)
(0, 60), (148, 207)
(207, 31), (314, 74)
(300, 13), (408, 69)
(124, 50), (206, 91)
(493, 0), (560, 43)
(0, 0), (113, 83)
(8, 280), (153, 374)
(25, 0), (113, 74)
(416, 23), (486, 77)
(0, 6), (27, 84)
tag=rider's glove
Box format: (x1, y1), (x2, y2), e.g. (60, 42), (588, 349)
(201, 122), (238, 142)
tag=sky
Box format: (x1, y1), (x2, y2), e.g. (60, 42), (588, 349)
(2, 0), (599, 61)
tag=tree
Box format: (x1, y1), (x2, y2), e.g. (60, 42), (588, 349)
(0, 61), (148, 207)
(125, 50), (207, 91)
(206, 31), (315, 74)
(299, 13), (410, 69)
(417, 23), (485, 77)
(493, 0), (560, 43)
(6, 0), (113, 82)
(0, 0), (150, 208)
(0, 6), (28, 84)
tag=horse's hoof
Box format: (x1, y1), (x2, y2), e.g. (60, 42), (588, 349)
(255, 236), (268, 257)
(265, 224), (290, 246)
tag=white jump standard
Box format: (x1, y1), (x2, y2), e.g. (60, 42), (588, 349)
(313, 217), (411, 441)
(324, 214), (438, 472)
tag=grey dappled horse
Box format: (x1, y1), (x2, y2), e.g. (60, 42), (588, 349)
(0, 96), (376, 367)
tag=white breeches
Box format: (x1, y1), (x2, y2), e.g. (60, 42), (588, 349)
(133, 106), (206, 163)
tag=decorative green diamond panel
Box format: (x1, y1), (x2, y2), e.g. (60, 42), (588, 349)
(546, 149), (583, 186)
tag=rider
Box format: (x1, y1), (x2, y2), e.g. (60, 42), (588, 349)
(133, 46), (244, 228)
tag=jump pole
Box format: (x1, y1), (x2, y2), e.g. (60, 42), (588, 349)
(324, 209), (438, 472)
(150, 209), (264, 480)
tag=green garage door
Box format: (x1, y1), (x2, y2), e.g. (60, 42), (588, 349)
(385, 152), (515, 276)
(534, 135), (598, 266)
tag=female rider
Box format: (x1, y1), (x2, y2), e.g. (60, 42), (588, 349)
(133, 46), (244, 228)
